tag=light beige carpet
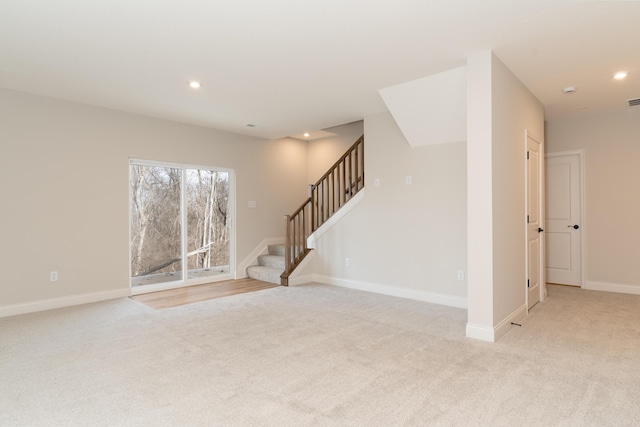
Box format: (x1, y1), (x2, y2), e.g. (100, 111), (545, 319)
(1, 284), (640, 426)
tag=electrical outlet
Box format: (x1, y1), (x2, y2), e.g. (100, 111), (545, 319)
(50, 271), (58, 282)
(345, 258), (350, 267)
(457, 270), (465, 281)
(405, 176), (412, 185)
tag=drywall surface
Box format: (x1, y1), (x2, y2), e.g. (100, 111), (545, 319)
(490, 53), (544, 324)
(312, 111), (467, 302)
(546, 109), (640, 290)
(466, 52), (495, 331)
(0, 88), (307, 307)
(307, 121), (364, 184)
(466, 51), (544, 336)
(379, 66), (467, 147)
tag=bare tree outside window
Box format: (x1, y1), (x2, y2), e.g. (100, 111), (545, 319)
(186, 169), (230, 279)
(130, 163), (230, 287)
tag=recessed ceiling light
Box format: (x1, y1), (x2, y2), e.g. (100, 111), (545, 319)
(304, 133), (310, 137)
(562, 86), (577, 94)
(189, 81), (202, 89)
(614, 71), (628, 80)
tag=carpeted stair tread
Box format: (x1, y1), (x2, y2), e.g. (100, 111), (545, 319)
(246, 265), (282, 284)
(247, 244), (285, 284)
(258, 254), (285, 269)
(268, 244), (285, 256)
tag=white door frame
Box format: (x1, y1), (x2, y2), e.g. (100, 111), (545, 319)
(545, 150), (586, 288)
(525, 130), (545, 308)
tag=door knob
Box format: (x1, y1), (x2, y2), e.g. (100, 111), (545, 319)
(568, 224), (580, 229)
(538, 228), (544, 233)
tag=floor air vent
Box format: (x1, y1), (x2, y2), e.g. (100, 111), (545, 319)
(628, 98), (640, 107)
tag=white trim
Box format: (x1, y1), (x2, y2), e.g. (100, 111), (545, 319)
(130, 272), (235, 295)
(539, 133), (546, 302)
(286, 251), (315, 286)
(228, 169), (237, 281)
(314, 274), (467, 309)
(181, 168), (188, 283)
(465, 323), (495, 342)
(307, 189), (365, 249)
(128, 160), (237, 292)
(545, 149), (586, 288)
(235, 237), (284, 279)
(0, 288), (130, 318)
(525, 130), (545, 309)
(465, 304), (526, 342)
(524, 129), (542, 145)
(584, 281), (640, 295)
(545, 149), (584, 157)
(494, 304), (527, 341)
(129, 158), (235, 175)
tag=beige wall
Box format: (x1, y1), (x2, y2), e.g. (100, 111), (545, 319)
(466, 52), (544, 339)
(546, 109), (640, 289)
(311, 111), (467, 303)
(0, 89), (307, 307)
(490, 54), (545, 324)
(307, 121), (363, 184)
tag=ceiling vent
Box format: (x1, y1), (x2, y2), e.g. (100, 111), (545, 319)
(627, 98), (640, 107)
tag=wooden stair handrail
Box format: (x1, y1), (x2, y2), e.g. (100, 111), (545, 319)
(281, 135), (364, 286)
(311, 135), (364, 189)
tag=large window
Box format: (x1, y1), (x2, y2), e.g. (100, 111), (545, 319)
(129, 160), (234, 290)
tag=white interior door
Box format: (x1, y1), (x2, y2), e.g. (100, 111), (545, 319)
(545, 153), (582, 286)
(526, 134), (543, 309)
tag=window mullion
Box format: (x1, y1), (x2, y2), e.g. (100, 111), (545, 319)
(181, 167), (188, 283)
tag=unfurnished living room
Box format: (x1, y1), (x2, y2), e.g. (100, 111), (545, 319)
(1, 1), (640, 426)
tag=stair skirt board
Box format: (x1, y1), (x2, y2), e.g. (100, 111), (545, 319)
(284, 250), (315, 286)
(307, 189), (365, 249)
(236, 237), (283, 280)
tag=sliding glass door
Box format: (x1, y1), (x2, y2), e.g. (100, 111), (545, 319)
(129, 160), (234, 290)
(185, 169), (230, 280)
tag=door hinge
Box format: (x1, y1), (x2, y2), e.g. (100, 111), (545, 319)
(527, 215), (530, 224)
(527, 279), (530, 288)
(527, 151), (530, 160)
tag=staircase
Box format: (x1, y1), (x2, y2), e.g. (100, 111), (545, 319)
(245, 135), (364, 286)
(280, 135), (364, 286)
(246, 244), (285, 284)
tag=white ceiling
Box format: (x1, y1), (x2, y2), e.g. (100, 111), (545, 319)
(1, 0), (639, 140)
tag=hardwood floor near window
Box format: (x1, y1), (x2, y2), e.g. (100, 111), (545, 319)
(130, 278), (279, 309)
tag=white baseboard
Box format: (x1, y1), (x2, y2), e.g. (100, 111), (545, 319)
(465, 323), (495, 342)
(314, 274), (467, 309)
(466, 304), (526, 342)
(494, 304), (527, 341)
(236, 237), (283, 279)
(307, 189), (365, 249)
(583, 281), (640, 295)
(0, 288), (131, 318)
